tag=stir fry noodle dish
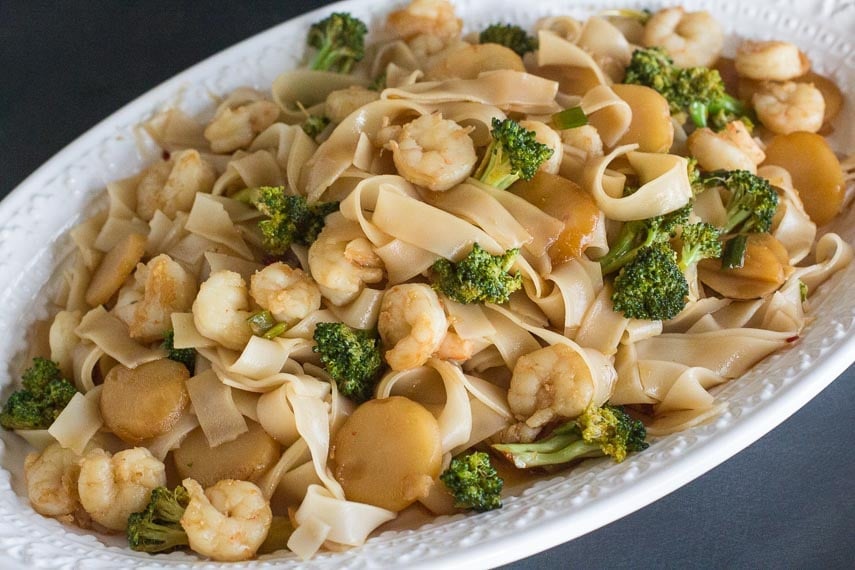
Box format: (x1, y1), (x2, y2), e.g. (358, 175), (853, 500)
(4, 1), (853, 561)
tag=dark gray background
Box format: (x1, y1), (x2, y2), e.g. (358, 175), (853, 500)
(1, 1), (852, 568)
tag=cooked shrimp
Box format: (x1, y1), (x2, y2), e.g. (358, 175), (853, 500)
(249, 262), (321, 325)
(387, 0), (462, 41)
(387, 113), (477, 192)
(77, 447), (166, 531)
(204, 100), (280, 154)
(508, 344), (598, 428)
(180, 478), (272, 562)
(379, 284), (448, 371)
(308, 227), (384, 306)
(642, 7), (723, 68)
(753, 81), (825, 135)
(520, 120), (562, 175)
(433, 330), (474, 362)
(114, 254), (197, 343)
(136, 149), (217, 221)
(735, 40), (810, 81)
(24, 443), (82, 518)
(687, 120), (765, 174)
(324, 86), (380, 124)
(193, 270), (253, 351)
(560, 125), (604, 160)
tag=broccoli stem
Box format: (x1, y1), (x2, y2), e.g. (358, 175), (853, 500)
(474, 143), (516, 190)
(598, 220), (657, 275)
(722, 207), (752, 234)
(498, 439), (604, 469)
(310, 42), (342, 72)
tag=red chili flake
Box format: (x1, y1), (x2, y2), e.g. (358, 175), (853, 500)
(161, 150), (171, 160)
(786, 335), (800, 343)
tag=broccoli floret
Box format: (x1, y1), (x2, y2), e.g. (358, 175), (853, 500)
(307, 12), (368, 73)
(302, 114), (330, 139)
(678, 222), (722, 271)
(251, 186), (339, 255)
(162, 330), (195, 374)
(623, 46), (674, 95)
(313, 322), (383, 402)
(599, 203), (691, 275)
(623, 47), (749, 130)
(492, 404), (648, 468)
(439, 451), (503, 512)
(612, 243), (689, 320)
(474, 118), (554, 190)
(599, 159), (701, 275)
(702, 170), (779, 234)
(431, 243), (522, 305)
(127, 485), (190, 553)
(0, 358), (77, 430)
(479, 24), (538, 56)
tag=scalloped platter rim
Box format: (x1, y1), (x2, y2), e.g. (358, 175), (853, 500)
(0, 0), (853, 568)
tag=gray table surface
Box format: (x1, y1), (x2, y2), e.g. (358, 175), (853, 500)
(1, 1), (853, 568)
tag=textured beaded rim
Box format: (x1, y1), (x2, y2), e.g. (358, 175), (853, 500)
(0, 1), (852, 568)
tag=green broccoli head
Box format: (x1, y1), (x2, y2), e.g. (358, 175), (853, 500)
(252, 186), (339, 255)
(440, 451), (503, 512)
(678, 222), (722, 271)
(307, 12), (368, 73)
(474, 118), (554, 190)
(702, 170), (779, 234)
(576, 404), (649, 462)
(162, 330), (196, 374)
(623, 46), (674, 95)
(599, 199), (690, 276)
(302, 114), (330, 139)
(611, 243), (689, 321)
(623, 47), (749, 130)
(21, 357), (65, 393)
(127, 485), (190, 553)
(0, 358), (77, 430)
(479, 23), (538, 56)
(492, 404), (649, 468)
(431, 243), (522, 305)
(313, 322), (383, 402)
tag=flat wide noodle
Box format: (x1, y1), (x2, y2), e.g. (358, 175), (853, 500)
(50, 310), (82, 380)
(536, 30), (608, 86)
(48, 386), (103, 455)
(634, 329), (791, 378)
(287, 391), (344, 500)
(294, 484), (396, 547)
(185, 369), (248, 447)
(382, 70), (560, 114)
(75, 306), (166, 368)
(585, 145), (693, 221)
(185, 193), (253, 259)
